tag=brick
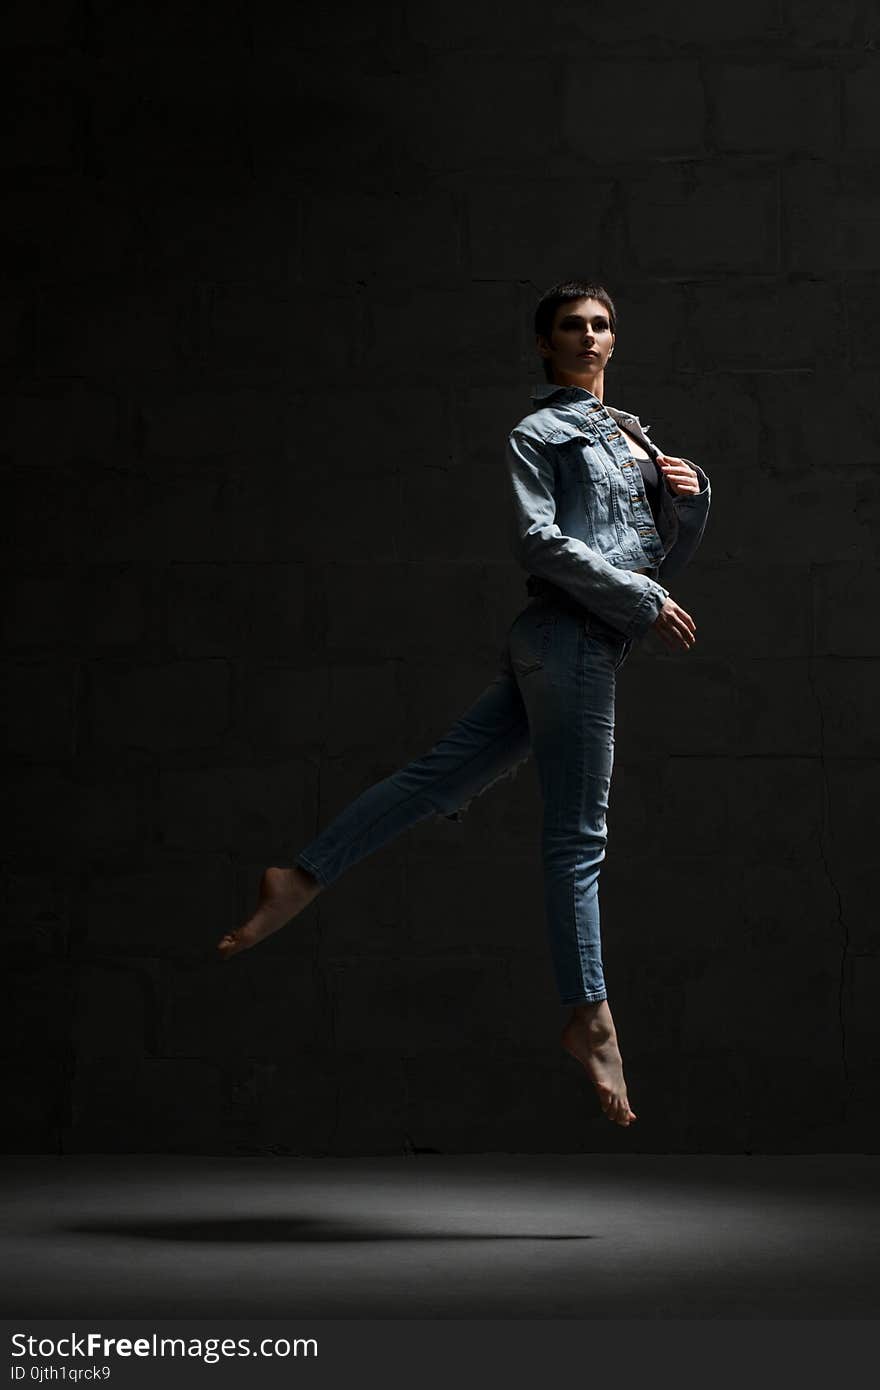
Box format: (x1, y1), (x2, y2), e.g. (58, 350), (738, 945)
(686, 280), (844, 370)
(0, 55), (78, 173)
(727, 756), (824, 864)
(1, 0), (78, 48)
(733, 658), (822, 756)
(674, 562), (811, 660)
(89, 62), (248, 177)
(36, 280), (195, 377)
(390, 52), (559, 174)
(0, 382), (120, 467)
(467, 178), (614, 284)
(402, 1047), (593, 1154)
(159, 757), (319, 856)
(288, 383), (450, 477)
(161, 951), (331, 1057)
(658, 755), (731, 854)
(615, 656), (738, 757)
(844, 57), (880, 150)
(324, 1053), (409, 1155)
(781, 0), (879, 46)
(0, 1061), (64, 1150)
(709, 467), (873, 570)
(0, 962), (71, 1057)
(252, 62), (406, 187)
(2, 868), (69, 959)
(304, 190), (459, 283)
(405, 855), (544, 957)
(7, 763), (149, 859)
(783, 159), (880, 274)
(564, 60), (705, 162)
(4, 471), (161, 565)
(225, 1056), (339, 1154)
(323, 561), (492, 660)
(398, 461), (509, 564)
(2, 182), (138, 282)
(165, 563), (308, 657)
(808, 658), (880, 756)
(254, 2), (380, 51)
(749, 368), (880, 479)
(409, 0), (779, 45)
(66, 1057), (222, 1151)
(846, 282), (880, 365)
(238, 663), (330, 753)
(315, 850), (408, 959)
(367, 283), (520, 380)
(84, 660), (231, 752)
(711, 62), (837, 155)
(738, 859), (841, 950)
(89, 0), (245, 52)
(626, 164), (778, 275)
(70, 962), (154, 1058)
(141, 189), (300, 285)
(84, 855), (234, 955)
(813, 562), (880, 656)
(139, 387), (285, 461)
(3, 662), (77, 758)
(851, 955), (880, 1066)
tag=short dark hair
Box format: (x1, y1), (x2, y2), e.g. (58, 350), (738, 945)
(534, 280), (617, 381)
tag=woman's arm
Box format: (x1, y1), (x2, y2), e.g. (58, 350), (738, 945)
(654, 454), (711, 584)
(505, 429), (670, 639)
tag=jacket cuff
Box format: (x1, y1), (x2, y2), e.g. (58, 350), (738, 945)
(626, 578), (669, 639)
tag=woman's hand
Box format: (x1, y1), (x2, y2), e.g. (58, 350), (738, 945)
(656, 453), (701, 497)
(651, 597), (696, 652)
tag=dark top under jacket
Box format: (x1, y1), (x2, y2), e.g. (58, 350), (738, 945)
(636, 443), (662, 526)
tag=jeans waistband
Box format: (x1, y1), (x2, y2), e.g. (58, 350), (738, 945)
(524, 576), (628, 644)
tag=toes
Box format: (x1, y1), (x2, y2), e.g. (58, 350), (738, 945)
(217, 930), (244, 956)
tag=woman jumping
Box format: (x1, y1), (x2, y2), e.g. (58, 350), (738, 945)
(216, 278), (711, 1129)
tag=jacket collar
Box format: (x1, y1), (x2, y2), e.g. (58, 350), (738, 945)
(530, 381), (634, 430)
(529, 382), (659, 462)
(531, 382), (598, 404)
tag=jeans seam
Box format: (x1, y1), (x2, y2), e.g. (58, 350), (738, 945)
(572, 620), (589, 999)
(302, 716), (527, 880)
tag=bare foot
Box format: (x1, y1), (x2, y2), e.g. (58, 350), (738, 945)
(560, 1001), (638, 1127)
(217, 866), (323, 959)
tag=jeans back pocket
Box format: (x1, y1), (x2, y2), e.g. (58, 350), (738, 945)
(510, 605), (557, 677)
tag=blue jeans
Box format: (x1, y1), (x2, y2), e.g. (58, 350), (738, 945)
(293, 597), (634, 1006)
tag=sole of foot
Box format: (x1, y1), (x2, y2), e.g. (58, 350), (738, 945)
(216, 866), (322, 960)
(560, 1023), (638, 1127)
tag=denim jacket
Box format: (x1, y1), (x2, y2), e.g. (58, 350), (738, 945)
(505, 383), (711, 639)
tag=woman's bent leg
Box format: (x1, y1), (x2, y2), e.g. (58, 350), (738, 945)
(292, 667), (530, 888)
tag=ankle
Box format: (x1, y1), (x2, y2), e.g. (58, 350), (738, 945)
(568, 1003), (614, 1036)
(292, 865), (322, 894)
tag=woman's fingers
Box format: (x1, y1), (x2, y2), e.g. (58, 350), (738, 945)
(653, 599), (696, 651)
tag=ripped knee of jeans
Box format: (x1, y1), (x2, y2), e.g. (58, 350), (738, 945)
(437, 753), (531, 824)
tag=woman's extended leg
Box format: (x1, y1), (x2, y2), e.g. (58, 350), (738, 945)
(217, 655), (531, 958)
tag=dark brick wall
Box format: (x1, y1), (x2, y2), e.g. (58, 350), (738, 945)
(3, 1), (878, 1154)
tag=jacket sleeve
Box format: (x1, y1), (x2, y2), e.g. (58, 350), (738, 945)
(505, 428), (671, 639)
(656, 458), (711, 584)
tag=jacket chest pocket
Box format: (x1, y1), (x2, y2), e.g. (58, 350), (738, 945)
(546, 426), (610, 484)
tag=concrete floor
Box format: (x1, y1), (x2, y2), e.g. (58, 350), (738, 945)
(2, 1154), (878, 1318)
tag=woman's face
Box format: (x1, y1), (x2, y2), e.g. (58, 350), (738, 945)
(537, 297), (615, 385)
